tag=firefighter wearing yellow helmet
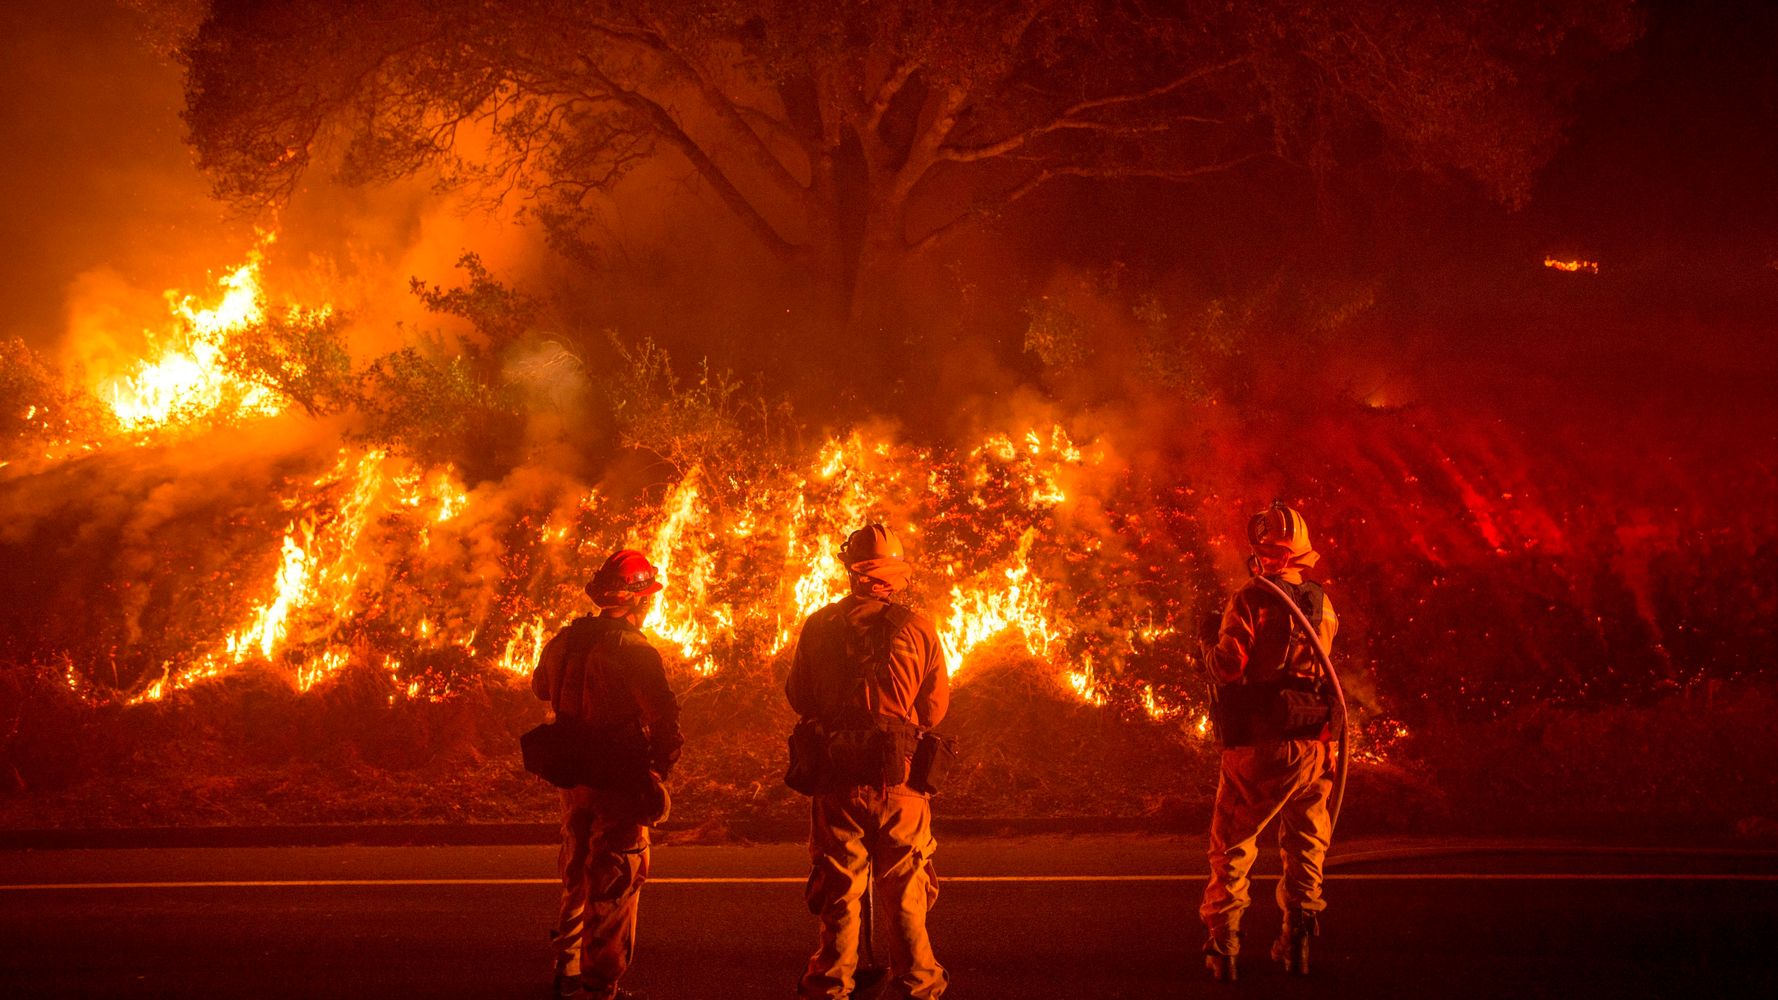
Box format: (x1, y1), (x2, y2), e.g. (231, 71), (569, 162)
(786, 524), (951, 999)
(1200, 502), (1341, 981)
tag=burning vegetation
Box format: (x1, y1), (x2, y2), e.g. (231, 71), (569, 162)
(3, 236), (1775, 835)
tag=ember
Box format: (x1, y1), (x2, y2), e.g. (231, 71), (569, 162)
(1542, 256), (1600, 274)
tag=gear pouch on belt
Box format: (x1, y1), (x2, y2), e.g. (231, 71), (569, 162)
(785, 719), (829, 795)
(826, 728), (910, 786)
(520, 718), (650, 790)
(1273, 687), (1332, 739)
(907, 732), (958, 795)
(1214, 682), (1330, 745)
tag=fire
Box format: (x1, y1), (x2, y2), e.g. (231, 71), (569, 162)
(1542, 256), (1599, 274)
(100, 249), (298, 433)
(132, 448), (390, 702)
(643, 472), (720, 675)
(497, 616), (549, 677)
(121, 416), (1123, 704)
(1066, 659), (1106, 707)
(81, 312), (1137, 716)
(938, 528), (1058, 677)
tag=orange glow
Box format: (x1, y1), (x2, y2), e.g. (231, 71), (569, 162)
(1542, 256), (1599, 274)
(113, 421), (1123, 706)
(70, 261), (1125, 719)
(96, 243), (333, 436)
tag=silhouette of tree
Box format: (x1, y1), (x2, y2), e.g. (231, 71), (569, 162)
(177, 0), (1636, 315)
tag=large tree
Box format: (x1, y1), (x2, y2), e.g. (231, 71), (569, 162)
(180, 0), (1635, 319)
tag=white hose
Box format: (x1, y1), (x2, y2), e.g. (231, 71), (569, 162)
(1247, 570), (1350, 831)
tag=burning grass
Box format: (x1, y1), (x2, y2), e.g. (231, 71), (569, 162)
(4, 244), (1777, 837)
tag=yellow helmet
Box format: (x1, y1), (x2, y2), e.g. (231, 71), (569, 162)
(1248, 500), (1313, 556)
(839, 523), (905, 570)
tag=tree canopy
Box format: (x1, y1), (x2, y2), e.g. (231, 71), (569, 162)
(179, 0), (1636, 312)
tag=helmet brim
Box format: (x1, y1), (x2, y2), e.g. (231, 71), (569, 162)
(584, 579), (665, 601)
(846, 557), (908, 575)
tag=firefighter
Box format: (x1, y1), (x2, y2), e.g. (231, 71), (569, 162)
(532, 549), (684, 1000)
(1200, 502), (1340, 981)
(787, 524), (950, 1000)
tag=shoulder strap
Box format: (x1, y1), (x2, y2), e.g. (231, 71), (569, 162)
(1295, 581), (1326, 631)
(551, 616), (600, 714)
(882, 604), (914, 633)
(867, 604), (920, 722)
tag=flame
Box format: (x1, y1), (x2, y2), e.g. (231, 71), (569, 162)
(60, 239), (1126, 709)
(642, 472), (720, 675)
(1066, 658), (1106, 707)
(938, 528), (1057, 677)
(497, 616), (549, 677)
(131, 448), (390, 701)
(1542, 256), (1599, 274)
(114, 418), (1141, 713)
(102, 251), (288, 432)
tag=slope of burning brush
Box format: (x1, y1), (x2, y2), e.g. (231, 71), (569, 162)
(6, 244), (1778, 833)
(1, 245), (1208, 719)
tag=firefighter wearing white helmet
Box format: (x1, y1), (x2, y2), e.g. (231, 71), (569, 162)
(532, 549), (683, 1000)
(1200, 502), (1341, 981)
(786, 524), (951, 999)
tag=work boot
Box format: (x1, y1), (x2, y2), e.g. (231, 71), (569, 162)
(1203, 932), (1239, 982)
(1271, 912), (1319, 976)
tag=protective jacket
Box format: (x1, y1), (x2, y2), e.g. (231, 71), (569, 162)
(534, 615), (684, 776)
(788, 594), (950, 999)
(1212, 576), (1338, 688)
(786, 595), (949, 730)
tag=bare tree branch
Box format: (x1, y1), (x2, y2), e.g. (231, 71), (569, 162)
(866, 59), (920, 134)
(939, 119), (1195, 163)
(613, 20), (814, 201)
(938, 58), (1245, 163)
(907, 154), (1261, 253)
(580, 58), (808, 265)
(891, 83), (968, 202)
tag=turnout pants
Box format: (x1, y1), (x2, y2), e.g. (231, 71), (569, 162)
(800, 785), (947, 999)
(1200, 739), (1334, 950)
(553, 786), (649, 997)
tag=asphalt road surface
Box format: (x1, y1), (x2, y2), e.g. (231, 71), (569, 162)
(2, 835), (1775, 999)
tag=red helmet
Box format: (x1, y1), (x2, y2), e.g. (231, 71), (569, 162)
(585, 549), (664, 603)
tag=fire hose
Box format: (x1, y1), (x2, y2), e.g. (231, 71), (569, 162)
(1243, 562), (1351, 831)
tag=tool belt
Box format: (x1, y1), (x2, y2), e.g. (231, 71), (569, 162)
(1212, 679), (1331, 747)
(786, 719), (937, 794)
(521, 718), (652, 791)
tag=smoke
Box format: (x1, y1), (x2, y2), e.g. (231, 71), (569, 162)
(0, 1), (245, 351)
(0, 414), (331, 676)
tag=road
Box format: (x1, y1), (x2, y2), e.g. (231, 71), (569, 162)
(2, 835), (1775, 999)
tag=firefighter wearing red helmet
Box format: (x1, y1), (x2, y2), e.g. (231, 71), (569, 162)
(786, 524), (951, 999)
(1200, 502), (1341, 981)
(532, 549), (683, 1000)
